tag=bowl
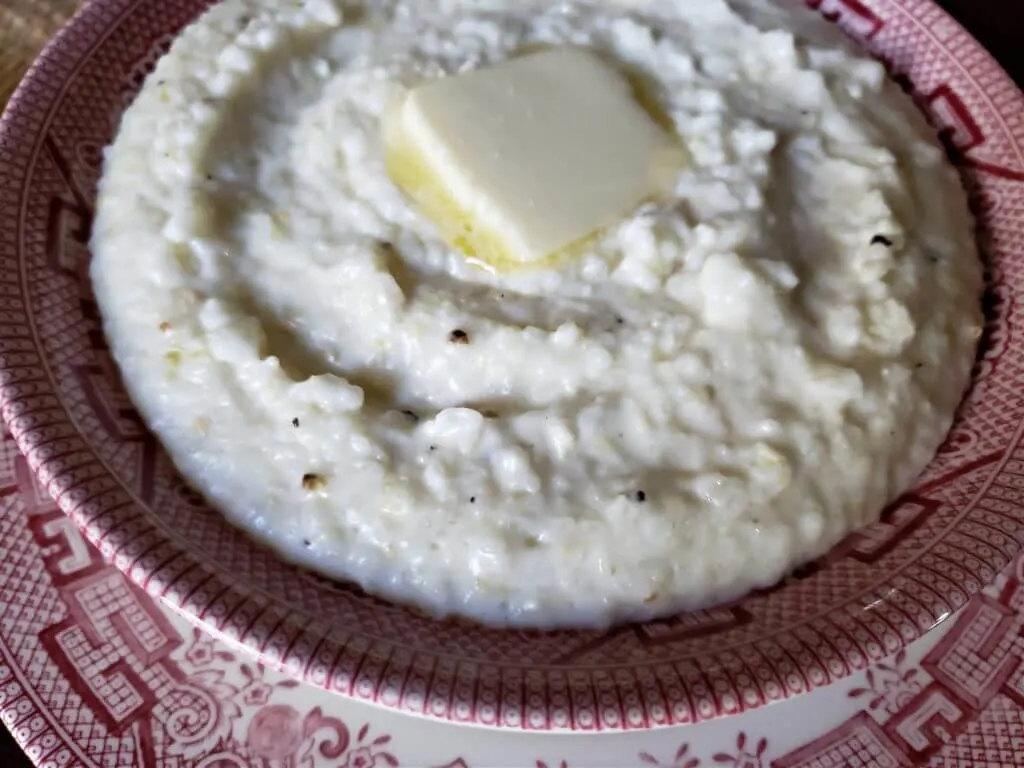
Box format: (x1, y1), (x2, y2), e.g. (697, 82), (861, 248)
(2, 0), (1023, 731)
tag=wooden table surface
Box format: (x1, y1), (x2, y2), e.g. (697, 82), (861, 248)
(0, 0), (1020, 765)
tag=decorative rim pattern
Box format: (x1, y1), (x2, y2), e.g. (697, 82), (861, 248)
(4, 439), (1024, 767)
(2, 0), (1024, 731)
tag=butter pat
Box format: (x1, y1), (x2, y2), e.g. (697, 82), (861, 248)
(385, 47), (682, 266)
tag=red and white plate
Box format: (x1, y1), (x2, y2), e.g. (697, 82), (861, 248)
(2, 0), (1024, 737)
(3, 432), (1024, 766)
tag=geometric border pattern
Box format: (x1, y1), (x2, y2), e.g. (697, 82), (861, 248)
(7, 433), (1024, 765)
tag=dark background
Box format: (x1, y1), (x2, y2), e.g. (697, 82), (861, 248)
(940, 1), (1021, 83)
(0, 1), (1019, 766)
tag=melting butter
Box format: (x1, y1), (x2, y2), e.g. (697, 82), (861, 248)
(383, 46), (683, 268)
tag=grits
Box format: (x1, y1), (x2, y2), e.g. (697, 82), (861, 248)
(91, 0), (983, 627)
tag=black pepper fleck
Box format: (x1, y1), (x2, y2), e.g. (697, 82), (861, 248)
(871, 234), (893, 247)
(292, 417), (300, 428)
(429, 445), (437, 452)
(615, 316), (625, 326)
(634, 490), (647, 503)
(449, 329), (470, 344)
(470, 496), (476, 504)
(302, 538), (312, 548)
(302, 473), (327, 492)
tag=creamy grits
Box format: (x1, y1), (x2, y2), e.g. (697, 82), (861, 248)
(91, 0), (984, 628)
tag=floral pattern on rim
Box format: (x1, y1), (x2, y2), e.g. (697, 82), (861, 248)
(711, 734), (769, 768)
(1, 0), (1024, 732)
(847, 649), (925, 715)
(639, 743), (701, 768)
